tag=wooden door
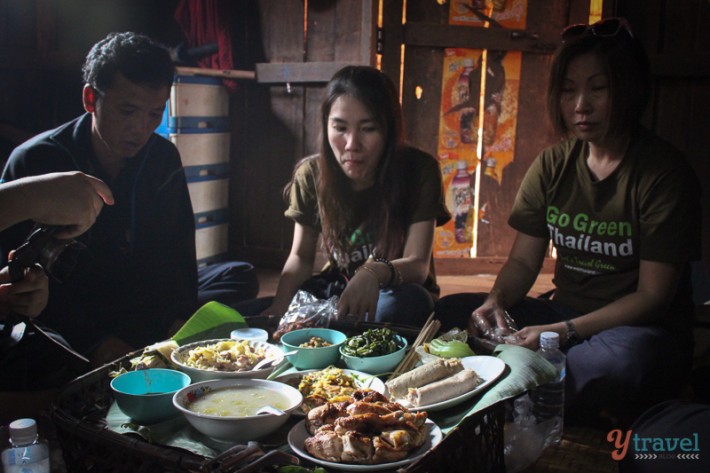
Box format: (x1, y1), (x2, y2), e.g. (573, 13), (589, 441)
(381, 0), (584, 274)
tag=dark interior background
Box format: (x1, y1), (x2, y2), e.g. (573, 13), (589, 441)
(0, 0), (708, 277)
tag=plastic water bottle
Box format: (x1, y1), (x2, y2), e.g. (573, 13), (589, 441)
(1, 418), (50, 473)
(451, 160), (473, 243)
(504, 394), (547, 473)
(530, 332), (566, 446)
(454, 58), (476, 144)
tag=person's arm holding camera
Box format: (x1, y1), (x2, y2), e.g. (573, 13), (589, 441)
(0, 172), (114, 319)
(0, 171), (114, 235)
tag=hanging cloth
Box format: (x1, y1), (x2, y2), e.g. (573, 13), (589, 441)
(174, 0), (238, 93)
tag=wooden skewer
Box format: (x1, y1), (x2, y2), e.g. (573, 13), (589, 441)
(395, 320), (439, 377)
(389, 314), (441, 380)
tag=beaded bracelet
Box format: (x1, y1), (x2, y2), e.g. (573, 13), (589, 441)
(373, 257), (396, 288)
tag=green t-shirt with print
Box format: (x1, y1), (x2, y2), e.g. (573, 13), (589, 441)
(285, 146), (451, 295)
(509, 127), (700, 323)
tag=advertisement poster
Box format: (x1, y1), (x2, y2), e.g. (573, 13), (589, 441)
(449, 0), (528, 30)
(434, 48), (522, 258)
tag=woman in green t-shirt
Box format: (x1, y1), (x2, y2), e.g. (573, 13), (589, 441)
(238, 66), (450, 325)
(436, 18), (701, 427)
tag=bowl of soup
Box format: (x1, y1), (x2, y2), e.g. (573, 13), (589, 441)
(172, 378), (303, 442)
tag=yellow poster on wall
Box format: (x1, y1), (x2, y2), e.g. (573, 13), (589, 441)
(449, 0), (528, 29)
(435, 49), (481, 258)
(434, 48), (523, 258)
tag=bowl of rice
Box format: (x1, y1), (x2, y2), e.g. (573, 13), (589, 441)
(171, 338), (285, 382)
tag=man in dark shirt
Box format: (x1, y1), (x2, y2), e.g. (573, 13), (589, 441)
(1, 32), (197, 374)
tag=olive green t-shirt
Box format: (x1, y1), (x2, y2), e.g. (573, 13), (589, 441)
(285, 146), (451, 296)
(509, 127), (701, 323)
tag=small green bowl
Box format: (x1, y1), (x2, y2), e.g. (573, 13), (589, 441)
(339, 335), (408, 375)
(111, 368), (192, 424)
(280, 328), (347, 369)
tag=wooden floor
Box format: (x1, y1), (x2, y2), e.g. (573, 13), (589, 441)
(256, 268), (555, 299)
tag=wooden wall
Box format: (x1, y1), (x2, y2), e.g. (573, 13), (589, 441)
(229, 0), (377, 268)
(613, 0), (710, 271)
(0, 0), (182, 142)
(387, 0), (569, 270)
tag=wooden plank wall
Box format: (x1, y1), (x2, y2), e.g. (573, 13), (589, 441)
(397, 0), (573, 274)
(614, 0), (710, 270)
(230, 0), (376, 268)
(0, 0), (183, 155)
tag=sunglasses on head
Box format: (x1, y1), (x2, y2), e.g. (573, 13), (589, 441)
(561, 17), (634, 42)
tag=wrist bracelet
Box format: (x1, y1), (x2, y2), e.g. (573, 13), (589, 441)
(356, 264), (384, 289)
(564, 319), (580, 346)
(373, 257), (396, 288)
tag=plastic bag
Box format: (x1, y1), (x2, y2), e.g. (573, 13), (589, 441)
(272, 290), (338, 341)
(481, 311), (521, 344)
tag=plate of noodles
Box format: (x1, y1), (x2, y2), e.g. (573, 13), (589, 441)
(275, 366), (385, 416)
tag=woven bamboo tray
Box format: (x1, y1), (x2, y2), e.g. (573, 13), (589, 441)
(51, 316), (505, 473)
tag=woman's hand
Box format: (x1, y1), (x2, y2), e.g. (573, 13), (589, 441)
(469, 298), (512, 335)
(511, 326), (546, 350)
(0, 264), (48, 318)
(337, 268), (380, 321)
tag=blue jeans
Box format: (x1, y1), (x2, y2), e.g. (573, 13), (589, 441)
(233, 283), (433, 327)
(435, 292), (693, 426)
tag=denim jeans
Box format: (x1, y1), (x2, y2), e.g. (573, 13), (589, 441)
(232, 282), (433, 327)
(198, 261), (260, 307)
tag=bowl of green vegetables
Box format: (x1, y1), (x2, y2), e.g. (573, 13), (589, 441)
(339, 328), (407, 375)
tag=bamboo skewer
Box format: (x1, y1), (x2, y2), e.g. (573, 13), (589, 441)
(389, 313), (441, 380)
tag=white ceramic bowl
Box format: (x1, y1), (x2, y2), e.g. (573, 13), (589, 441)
(170, 338), (285, 382)
(173, 378), (303, 442)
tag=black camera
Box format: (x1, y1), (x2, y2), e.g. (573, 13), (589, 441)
(8, 225), (86, 284)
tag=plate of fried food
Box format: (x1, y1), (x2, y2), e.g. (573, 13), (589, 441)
(288, 389), (441, 471)
(384, 356), (506, 412)
(275, 366), (386, 416)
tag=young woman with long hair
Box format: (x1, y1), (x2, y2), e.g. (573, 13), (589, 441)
(244, 65), (450, 325)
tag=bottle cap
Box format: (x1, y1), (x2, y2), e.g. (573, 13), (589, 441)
(9, 418), (38, 445)
(539, 331), (560, 348)
(463, 58), (475, 67)
(230, 327), (269, 343)
(456, 160), (468, 170)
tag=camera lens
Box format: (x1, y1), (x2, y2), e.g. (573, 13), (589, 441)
(39, 239), (86, 283)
